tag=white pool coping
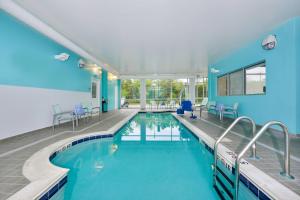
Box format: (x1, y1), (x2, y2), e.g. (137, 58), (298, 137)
(7, 111), (138, 200)
(172, 114), (300, 200)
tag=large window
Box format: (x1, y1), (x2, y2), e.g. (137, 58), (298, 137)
(217, 75), (228, 96)
(217, 61), (266, 96)
(245, 63), (266, 95)
(121, 79), (140, 108)
(229, 69), (244, 96)
(146, 79), (188, 106)
(195, 77), (208, 104)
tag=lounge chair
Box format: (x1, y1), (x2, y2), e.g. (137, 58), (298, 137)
(52, 104), (75, 132)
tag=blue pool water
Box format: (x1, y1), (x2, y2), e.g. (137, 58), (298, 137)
(52, 113), (257, 200)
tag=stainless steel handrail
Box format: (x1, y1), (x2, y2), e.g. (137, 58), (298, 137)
(234, 121), (294, 200)
(213, 116), (257, 187)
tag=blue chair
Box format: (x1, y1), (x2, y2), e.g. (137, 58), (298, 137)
(181, 100), (193, 112)
(74, 104), (88, 125)
(176, 108), (184, 115)
(178, 100), (196, 119)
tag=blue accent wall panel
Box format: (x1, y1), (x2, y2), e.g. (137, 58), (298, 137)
(296, 18), (300, 134)
(0, 11), (91, 92)
(208, 17), (299, 134)
(107, 79), (117, 111)
(101, 70), (108, 99)
(101, 70), (120, 111)
(101, 70), (109, 111)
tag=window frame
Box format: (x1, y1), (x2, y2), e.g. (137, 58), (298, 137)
(216, 60), (266, 97)
(228, 68), (245, 96)
(217, 74), (229, 96)
(244, 62), (266, 95)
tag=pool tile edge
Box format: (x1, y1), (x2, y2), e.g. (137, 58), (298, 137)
(7, 111), (138, 200)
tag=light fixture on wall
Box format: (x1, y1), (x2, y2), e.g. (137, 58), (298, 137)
(54, 53), (70, 61)
(108, 72), (118, 80)
(262, 34), (277, 50)
(210, 67), (220, 74)
(78, 58), (102, 76)
(92, 67), (102, 76)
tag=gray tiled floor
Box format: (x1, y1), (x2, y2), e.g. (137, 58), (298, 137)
(0, 110), (136, 200)
(180, 111), (300, 196)
(0, 109), (299, 199)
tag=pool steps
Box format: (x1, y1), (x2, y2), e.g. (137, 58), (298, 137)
(212, 118), (294, 200)
(205, 139), (271, 200)
(173, 113), (300, 200)
(213, 116), (257, 200)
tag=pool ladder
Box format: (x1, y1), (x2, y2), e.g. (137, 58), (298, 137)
(212, 116), (294, 200)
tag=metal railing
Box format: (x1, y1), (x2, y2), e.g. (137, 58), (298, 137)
(213, 116), (257, 187)
(234, 120), (294, 200)
(147, 98), (180, 110)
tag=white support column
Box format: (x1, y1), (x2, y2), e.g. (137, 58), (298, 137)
(189, 78), (196, 104)
(140, 79), (146, 110)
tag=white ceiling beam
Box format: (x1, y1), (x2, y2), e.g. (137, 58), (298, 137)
(119, 73), (207, 80)
(0, 0), (119, 75)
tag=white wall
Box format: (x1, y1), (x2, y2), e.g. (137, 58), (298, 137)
(0, 85), (90, 139)
(140, 79), (146, 110)
(189, 78), (196, 104)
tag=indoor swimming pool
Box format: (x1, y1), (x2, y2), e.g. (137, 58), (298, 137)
(51, 113), (257, 200)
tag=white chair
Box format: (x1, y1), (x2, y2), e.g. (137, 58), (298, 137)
(199, 98), (217, 117)
(199, 98), (208, 108)
(222, 103), (239, 119)
(169, 100), (176, 109)
(52, 104), (75, 132)
(82, 102), (100, 120)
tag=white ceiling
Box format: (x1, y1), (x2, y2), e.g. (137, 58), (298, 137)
(12, 0), (300, 76)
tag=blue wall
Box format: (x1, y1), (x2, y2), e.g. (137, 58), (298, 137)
(101, 70), (120, 111)
(107, 79), (117, 111)
(208, 17), (300, 134)
(296, 19), (300, 133)
(101, 70), (108, 110)
(101, 70), (108, 108)
(0, 11), (91, 92)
